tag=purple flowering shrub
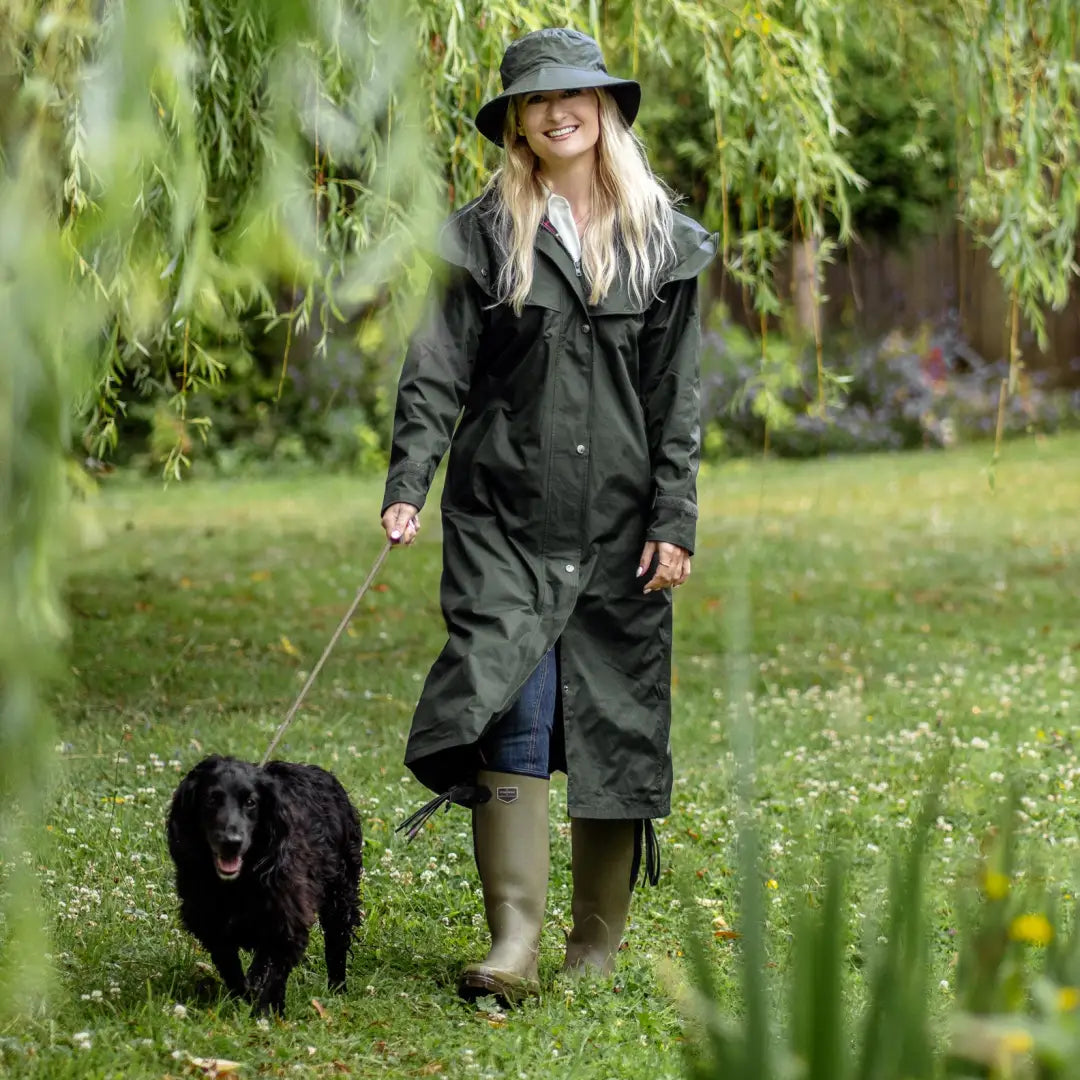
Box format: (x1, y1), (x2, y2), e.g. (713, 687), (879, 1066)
(700, 310), (1079, 460)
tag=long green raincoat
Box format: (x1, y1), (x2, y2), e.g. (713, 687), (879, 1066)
(383, 194), (717, 821)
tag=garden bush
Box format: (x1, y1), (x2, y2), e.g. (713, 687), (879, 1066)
(701, 311), (1079, 461)
(110, 317), (393, 476)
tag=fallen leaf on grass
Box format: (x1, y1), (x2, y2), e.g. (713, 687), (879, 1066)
(417, 1063), (444, 1075)
(713, 915), (739, 941)
(187, 1056), (242, 1076)
(250, 570), (271, 582)
(311, 998), (327, 1019)
(279, 635), (300, 657)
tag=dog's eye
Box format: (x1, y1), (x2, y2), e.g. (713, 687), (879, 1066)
(244, 794), (258, 810)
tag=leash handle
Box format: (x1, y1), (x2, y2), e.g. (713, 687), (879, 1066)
(260, 540), (393, 766)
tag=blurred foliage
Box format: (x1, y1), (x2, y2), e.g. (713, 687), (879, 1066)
(684, 795), (939, 1080)
(952, 0), (1080, 364)
(830, 28), (955, 242)
(685, 793), (1080, 1080)
(0, 0), (431, 1013)
(916, 0), (1079, 477)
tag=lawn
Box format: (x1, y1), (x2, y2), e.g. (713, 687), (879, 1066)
(2, 434), (1079, 1078)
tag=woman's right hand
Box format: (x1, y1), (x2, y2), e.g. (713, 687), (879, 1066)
(382, 502), (420, 546)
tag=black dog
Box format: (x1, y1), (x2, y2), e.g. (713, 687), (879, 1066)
(166, 755), (363, 1014)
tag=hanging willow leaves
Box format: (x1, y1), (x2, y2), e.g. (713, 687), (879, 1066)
(0, 0), (430, 1012)
(948, 0), (1080, 478)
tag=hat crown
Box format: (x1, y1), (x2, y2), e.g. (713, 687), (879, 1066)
(500, 28), (608, 89)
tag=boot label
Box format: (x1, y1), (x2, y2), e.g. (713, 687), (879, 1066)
(495, 786), (519, 804)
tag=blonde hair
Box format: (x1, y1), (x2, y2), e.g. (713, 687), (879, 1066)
(485, 89), (675, 314)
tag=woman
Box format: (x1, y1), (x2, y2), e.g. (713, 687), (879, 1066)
(381, 26), (715, 1004)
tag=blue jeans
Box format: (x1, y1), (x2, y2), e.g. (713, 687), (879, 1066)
(479, 649), (557, 779)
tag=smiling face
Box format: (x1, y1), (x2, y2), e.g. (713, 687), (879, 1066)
(518, 87), (600, 170)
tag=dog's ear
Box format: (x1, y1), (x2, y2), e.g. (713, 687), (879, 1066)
(166, 756), (220, 866)
(252, 769), (298, 876)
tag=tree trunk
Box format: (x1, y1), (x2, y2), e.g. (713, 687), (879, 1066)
(791, 234), (819, 337)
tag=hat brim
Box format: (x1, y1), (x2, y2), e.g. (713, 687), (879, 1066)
(475, 67), (641, 147)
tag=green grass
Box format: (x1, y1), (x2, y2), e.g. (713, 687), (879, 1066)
(2, 434), (1079, 1078)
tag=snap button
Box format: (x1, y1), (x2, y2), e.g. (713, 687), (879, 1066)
(565, 564), (575, 573)
(576, 444), (586, 455)
(582, 323), (591, 334)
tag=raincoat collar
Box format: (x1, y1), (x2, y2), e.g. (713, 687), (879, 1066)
(534, 211), (718, 316)
(436, 195), (718, 316)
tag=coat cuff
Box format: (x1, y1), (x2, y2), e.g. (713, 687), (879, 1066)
(381, 460), (431, 516)
(646, 494), (698, 555)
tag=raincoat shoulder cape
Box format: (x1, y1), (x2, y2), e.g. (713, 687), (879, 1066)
(383, 193), (717, 822)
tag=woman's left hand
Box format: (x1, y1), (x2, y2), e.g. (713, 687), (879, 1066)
(637, 541), (691, 594)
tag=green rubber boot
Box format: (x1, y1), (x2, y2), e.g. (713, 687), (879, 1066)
(562, 818), (636, 976)
(457, 771), (550, 1005)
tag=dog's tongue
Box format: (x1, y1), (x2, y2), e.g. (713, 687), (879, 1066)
(216, 854), (242, 876)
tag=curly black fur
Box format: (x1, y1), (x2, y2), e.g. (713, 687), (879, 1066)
(166, 755), (363, 1014)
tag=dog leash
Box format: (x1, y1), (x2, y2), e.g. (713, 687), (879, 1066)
(260, 540), (393, 766)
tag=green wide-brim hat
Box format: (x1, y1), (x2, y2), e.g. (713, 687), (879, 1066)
(475, 27), (641, 147)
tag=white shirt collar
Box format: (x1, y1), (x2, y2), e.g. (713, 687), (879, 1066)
(543, 189), (582, 265)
